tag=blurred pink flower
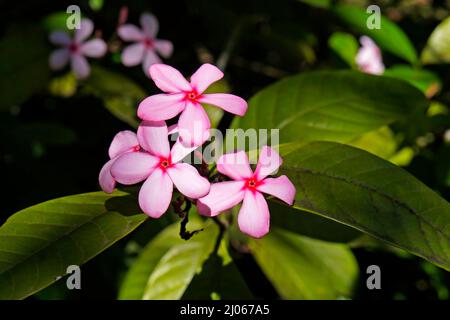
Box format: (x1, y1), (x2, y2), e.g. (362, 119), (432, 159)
(355, 36), (385, 75)
(99, 130), (141, 193)
(197, 146), (296, 238)
(138, 64), (248, 147)
(49, 18), (107, 79)
(118, 13), (173, 77)
(110, 121), (210, 218)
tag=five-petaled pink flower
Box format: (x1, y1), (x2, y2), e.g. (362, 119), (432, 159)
(110, 121), (210, 218)
(99, 130), (141, 193)
(355, 36), (385, 75)
(197, 146), (296, 238)
(138, 64), (248, 147)
(49, 18), (107, 79)
(118, 13), (173, 77)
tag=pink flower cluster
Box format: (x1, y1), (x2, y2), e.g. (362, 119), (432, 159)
(99, 63), (296, 238)
(355, 36), (385, 75)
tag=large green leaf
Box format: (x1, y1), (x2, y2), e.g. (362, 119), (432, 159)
(250, 228), (358, 299)
(421, 16), (450, 64)
(120, 219), (220, 300)
(230, 70), (427, 146)
(0, 190), (147, 299)
(333, 5), (418, 64)
(83, 66), (146, 127)
(278, 141), (450, 270)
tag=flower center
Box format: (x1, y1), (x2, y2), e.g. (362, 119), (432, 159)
(158, 157), (172, 171)
(245, 177), (261, 191)
(132, 145), (141, 152)
(185, 89), (201, 102)
(143, 38), (154, 48)
(68, 42), (79, 53)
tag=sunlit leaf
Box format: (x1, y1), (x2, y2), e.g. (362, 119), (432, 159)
(421, 16), (450, 64)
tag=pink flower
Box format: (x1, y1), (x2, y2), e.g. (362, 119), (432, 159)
(110, 121), (210, 218)
(118, 13), (173, 77)
(49, 18), (107, 79)
(99, 130), (141, 193)
(355, 36), (385, 75)
(197, 146), (296, 238)
(138, 64), (248, 147)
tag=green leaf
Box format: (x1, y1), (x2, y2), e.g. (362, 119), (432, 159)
(83, 66), (146, 127)
(230, 70), (427, 146)
(333, 4), (418, 64)
(383, 65), (441, 97)
(0, 25), (50, 110)
(249, 228), (358, 299)
(279, 141), (450, 270)
(0, 190), (147, 299)
(119, 219), (219, 300)
(298, 0), (331, 9)
(328, 32), (358, 67)
(269, 201), (361, 243)
(421, 16), (450, 64)
(42, 12), (71, 32)
(348, 126), (398, 160)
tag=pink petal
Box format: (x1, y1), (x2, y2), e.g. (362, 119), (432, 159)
(71, 54), (90, 79)
(81, 39), (107, 58)
(197, 181), (245, 217)
(199, 93), (248, 116)
(356, 36), (384, 75)
(49, 48), (70, 70)
(110, 152), (158, 185)
(137, 120), (170, 157)
(238, 191), (270, 238)
(49, 31), (71, 46)
(75, 18), (94, 43)
(154, 39), (173, 58)
(189, 64), (223, 94)
(167, 163), (210, 199)
(257, 175), (296, 205)
(142, 50), (162, 77)
(140, 13), (159, 38)
(117, 24), (144, 41)
(149, 64), (191, 93)
(108, 130), (138, 159)
(255, 146), (282, 180)
(170, 138), (197, 163)
(121, 43), (145, 66)
(178, 101), (211, 147)
(139, 168), (173, 218)
(99, 158), (116, 193)
(137, 93), (185, 121)
(217, 150), (253, 181)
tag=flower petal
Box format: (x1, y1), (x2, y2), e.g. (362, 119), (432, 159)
(142, 50), (161, 77)
(137, 120), (170, 157)
(75, 18), (94, 43)
(99, 158), (116, 193)
(199, 93), (247, 116)
(149, 64), (191, 93)
(71, 54), (90, 79)
(108, 130), (138, 159)
(154, 39), (173, 58)
(81, 39), (107, 58)
(49, 31), (71, 46)
(111, 152), (158, 185)
(140, 13), (159, 38)
(121, 43), (145, 66)
(238, 191), (270, 238)
(189, 64), (223, 94)
(178, 101), (210, 147)
(167, 163), (210, 199)
(139, 168), (173, 218)
(217, 150), (253, 180)
(170, 138), (197, 163)
(117, 24), (144, 41)
(197, 181), (245, 217)
(255, 146), (282, 180)
(49, 48), (70, 70)
(257, 175), (296, 205)
(137, 93), (185, 121)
